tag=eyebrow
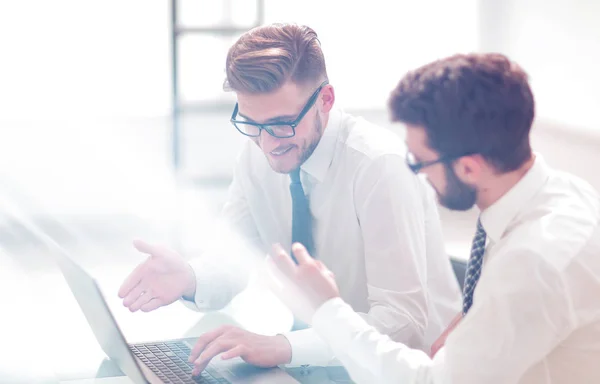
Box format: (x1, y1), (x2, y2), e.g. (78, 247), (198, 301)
(238, 111), (298, 124)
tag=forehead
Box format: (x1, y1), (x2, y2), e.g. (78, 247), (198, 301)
(236, 82), (309, 123)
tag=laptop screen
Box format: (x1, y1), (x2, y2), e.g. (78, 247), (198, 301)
(55, 251), (148, 383)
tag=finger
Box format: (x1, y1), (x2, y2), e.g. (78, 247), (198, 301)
(192, 339), (235, 375)
(270, 243), (296, 277)
(325, 270), (336, 281)
(122, 281), (147, 307)
(291, 243), (314, 266)
(118, 262), (145, 298)
(221, 345), (245, 360)
(314, 260), (327, 272)
(140, 298), (162, 312)
(132, 239), (158, 255)
(189, 326), (230, 362)
(314, 260), (335, 280)
(264, 259), (290, 301)
(128, 289), (154, 312)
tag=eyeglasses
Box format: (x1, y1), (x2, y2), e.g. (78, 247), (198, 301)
(230, 80), (329, 138)
(406, 151), (477, 174)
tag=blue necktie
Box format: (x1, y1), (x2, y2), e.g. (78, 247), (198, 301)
(462, 219), (487, 315)
(289, 168), (314, 260)
(289, 169), (314, 331)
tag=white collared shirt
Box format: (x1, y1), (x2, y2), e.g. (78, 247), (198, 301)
(185, 107), (461, 366)
(311, 155), (600, 383)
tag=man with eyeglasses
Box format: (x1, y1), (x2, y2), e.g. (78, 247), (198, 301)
(118, 23), (461, 374)
(268, 53), (600, 383)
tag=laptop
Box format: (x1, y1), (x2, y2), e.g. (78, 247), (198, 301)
(54, 246), (299, 384)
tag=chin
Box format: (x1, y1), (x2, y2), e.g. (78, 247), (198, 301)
(438, 196), (476, 211)
(268, 160), (299, 174)
(266, 154), (301, 174)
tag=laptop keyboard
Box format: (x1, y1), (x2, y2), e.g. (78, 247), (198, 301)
(130, 341), (229, 384)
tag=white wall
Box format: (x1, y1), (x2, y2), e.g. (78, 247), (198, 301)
(0, 0), (171, 120)
(478, 0), (600, 132)
(0, 0), (478, 120)
(0, 1), (175, 217)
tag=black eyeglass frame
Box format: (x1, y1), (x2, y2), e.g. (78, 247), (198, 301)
(230, 80), (329, 138)
(406, 151), (479, 174)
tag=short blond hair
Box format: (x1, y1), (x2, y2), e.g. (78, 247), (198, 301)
(225, 23), (328, 93)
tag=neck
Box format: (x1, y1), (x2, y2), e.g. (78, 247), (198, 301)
(476, 155), (536, 211)
(321, 110), (330, 133)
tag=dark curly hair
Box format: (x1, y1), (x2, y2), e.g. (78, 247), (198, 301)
(389, 53), (535, 172)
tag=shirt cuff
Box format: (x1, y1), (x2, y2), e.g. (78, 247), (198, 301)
(282, 328), (336, 367)
(179, 257), (234, 311)
(312, 297), (373, 352)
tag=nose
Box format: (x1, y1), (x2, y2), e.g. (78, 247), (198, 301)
(258, 131), (284, 152)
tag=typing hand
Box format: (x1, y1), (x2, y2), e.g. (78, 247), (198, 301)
(118, 239), (196, 312)
(267, 243), (340, 324)
(430, 312), (463, 357)
(188, 326), (292, 375)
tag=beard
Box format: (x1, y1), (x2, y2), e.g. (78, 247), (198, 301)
(438, 164), (477, 211)
(296, 112), (323, 167)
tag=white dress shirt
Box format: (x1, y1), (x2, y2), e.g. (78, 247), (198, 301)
(311, 155), (600, 383)
(185, 107), (461, 366)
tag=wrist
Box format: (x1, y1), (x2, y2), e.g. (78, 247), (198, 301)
(274, 334), (292, 365)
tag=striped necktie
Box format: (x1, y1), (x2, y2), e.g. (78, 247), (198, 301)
(462, 219), (487, 315)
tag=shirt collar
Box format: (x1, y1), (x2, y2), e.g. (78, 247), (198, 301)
(300, 107), (343, 183)
(480, 154), (551, 243)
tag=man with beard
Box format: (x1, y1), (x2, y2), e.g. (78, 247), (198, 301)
(117, 23), (461, 375)
(268, 53), (600, 383)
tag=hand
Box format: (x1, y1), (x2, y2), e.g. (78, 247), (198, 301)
(118, 239), (196, 312)
(430, 312), (463, 357)
(267, 243), (340, 324)
(188, 325), (292, 375)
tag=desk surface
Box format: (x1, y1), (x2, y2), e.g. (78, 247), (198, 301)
(61, 378), (132, 384)
(60, 366), (355, 384)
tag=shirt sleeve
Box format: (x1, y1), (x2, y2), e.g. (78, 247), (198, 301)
(282, 328), (336, 366)
(352, 154), (431, 348)
(181, 145), (266, 311)
(312, 298), (448, 384)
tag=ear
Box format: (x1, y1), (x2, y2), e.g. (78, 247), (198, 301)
(453, 155), (485, 184)
(319, 84), (335, 114)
